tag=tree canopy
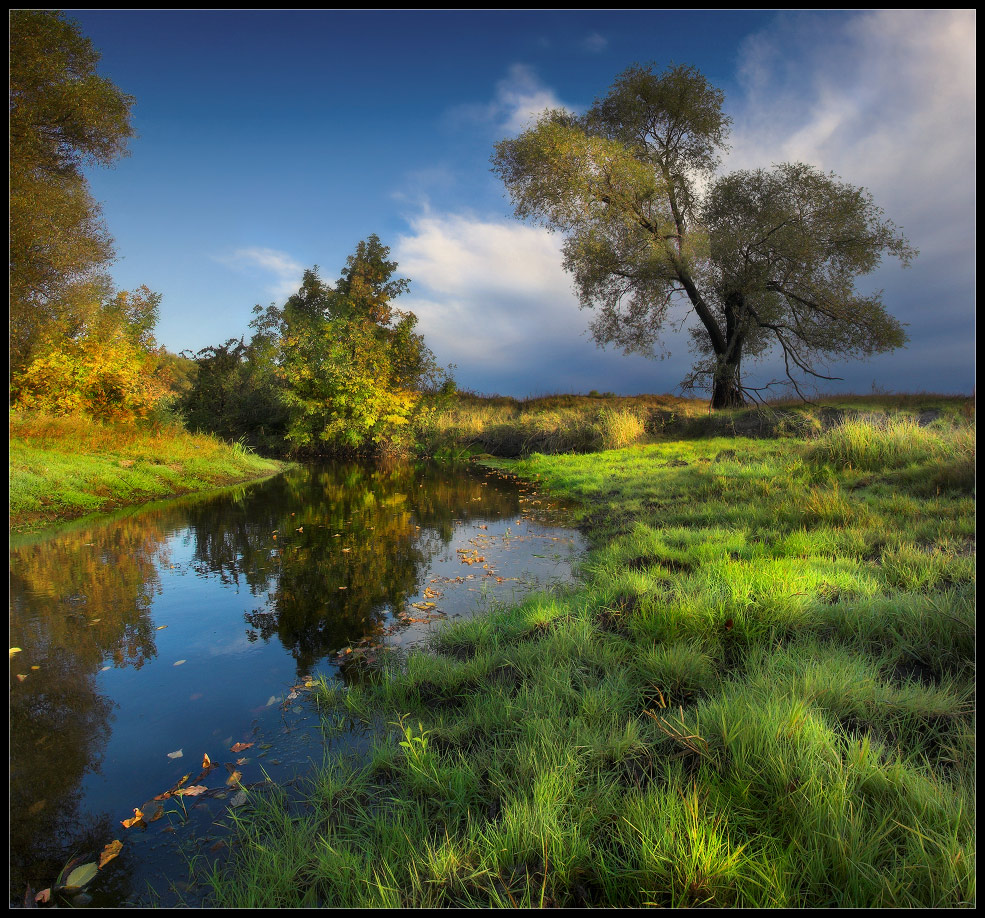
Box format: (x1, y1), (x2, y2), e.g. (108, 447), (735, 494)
(182, 235), (449, 457)
(9, 9), (136, 373)
(492, 63), (915, 407)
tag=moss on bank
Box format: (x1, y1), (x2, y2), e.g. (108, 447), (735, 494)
(9, 412), (286, 532)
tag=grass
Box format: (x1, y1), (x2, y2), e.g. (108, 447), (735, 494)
(201, 401), (975, 908)
(417, 391), (974, 458)
(9, 411), (286, 532)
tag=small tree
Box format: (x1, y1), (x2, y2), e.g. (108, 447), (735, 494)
(492, 64), (916, 407)
(279, 238), (443, 455)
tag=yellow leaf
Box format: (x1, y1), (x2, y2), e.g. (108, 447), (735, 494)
(121, 808), (144, 829)
(99, 840), (123, 869)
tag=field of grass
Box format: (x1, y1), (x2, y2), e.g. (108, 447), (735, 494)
(9, 411), (285, 532)
(418, 391), (974, 457)
(203, 407), (975, 907)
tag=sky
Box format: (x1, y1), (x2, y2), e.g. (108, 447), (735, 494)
(69, 9), (976, 398)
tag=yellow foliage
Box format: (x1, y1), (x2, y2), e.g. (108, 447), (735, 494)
(10, 334), (169, 420)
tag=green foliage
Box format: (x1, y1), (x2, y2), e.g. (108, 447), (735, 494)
(492, 63), (915, 408)
(183, 236), (450, 458)
(9, 10), (136, 374)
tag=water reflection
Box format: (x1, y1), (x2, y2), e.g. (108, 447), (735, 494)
(8, 461), (582, 905)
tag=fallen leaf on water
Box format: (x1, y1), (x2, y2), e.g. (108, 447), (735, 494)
(101, 666), (111, 671)
(226, 770), (242, 786)
(35, 889), (51, 904)
(99, 840), (123, 869)
(156, 625), (167, 631)
(31, 665), (40, 671)
(236, 757), (248, 765)
(173, 660), (186, 666)
(230, 790), (248, 808)
(64, 863), (99, 890)
(230, 741), (254, 753)
(176, 785), (207, 797)
(16, 674), (27, 682)
(121, 808), (145, 829)
(202, 753), (211, 769)
(210, 840), (227, 852)
(167, 749), (183, 759)
(141, 802), (165, 823)
(9, 647), (22, 658)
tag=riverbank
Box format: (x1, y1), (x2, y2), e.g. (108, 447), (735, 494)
(418, 391), (974, 458)
(9, 412), (285, 533)
(202, 412), (975, 907)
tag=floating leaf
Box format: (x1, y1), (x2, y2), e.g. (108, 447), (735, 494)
(9, 647), (22, 658)
(173, 660), (186, 667)
(225, 770), (242, 786)
(167, 749), (183, 759)
(229, 790), (248, 808)
(142, 801), (165, 823)
(99, 840), (123, 869)
(16, 674), (27, 682)
(64, 863), (98, 889)
(202, 753), (211, 769)
(35, 888), (51, 904)
(235, 757), (248, 765)
(121, 808), (145, 828)
(230, 741), (254, 753)
(176, 785), (207, 797)
(156, 625), (167, 631)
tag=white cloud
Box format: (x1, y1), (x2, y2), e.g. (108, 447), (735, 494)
(723, 9), (975, 393)
(395, 212), (691, 395)
(446, 63), (573, 135)
(727, 10), (975, 251)
(214, 247), (304, 302)
(581, 32), (608, 54)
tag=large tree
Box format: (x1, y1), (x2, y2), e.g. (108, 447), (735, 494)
(9, 9), (136, 373)
(492, 64), (916, 407)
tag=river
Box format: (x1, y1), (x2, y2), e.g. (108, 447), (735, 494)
(8, 461), (585, 907)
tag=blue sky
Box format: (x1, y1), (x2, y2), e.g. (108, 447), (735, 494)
(72, 9), (975, 398)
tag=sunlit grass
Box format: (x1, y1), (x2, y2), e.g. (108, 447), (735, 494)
(9, 410), (285, 530)
(202, 410), (974, 908)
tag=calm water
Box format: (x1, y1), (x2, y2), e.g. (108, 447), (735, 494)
(8, 461), (585, 907)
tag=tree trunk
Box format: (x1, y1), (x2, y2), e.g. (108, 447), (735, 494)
(710, 357), (744, 409)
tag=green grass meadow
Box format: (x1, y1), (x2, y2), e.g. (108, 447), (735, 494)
(9, 411), (285, 532)
(201, 405), (975, 908)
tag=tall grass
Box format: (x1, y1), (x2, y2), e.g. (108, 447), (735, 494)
(807, 416), (975, 470)
(203, 413), (975, 908)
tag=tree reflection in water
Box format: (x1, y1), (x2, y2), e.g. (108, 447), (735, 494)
(8, 461), (576, 904)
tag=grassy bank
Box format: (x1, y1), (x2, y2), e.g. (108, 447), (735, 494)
(9, 412), (285, 532)
(419, 391), (974, 457)
(202, 412), (975, 907)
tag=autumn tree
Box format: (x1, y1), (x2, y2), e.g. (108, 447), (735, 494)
(9, 9), (136, 373)
(280, 236), (444, 455)
(492, 64), (916, 407)
(182, 235), (448, 456)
